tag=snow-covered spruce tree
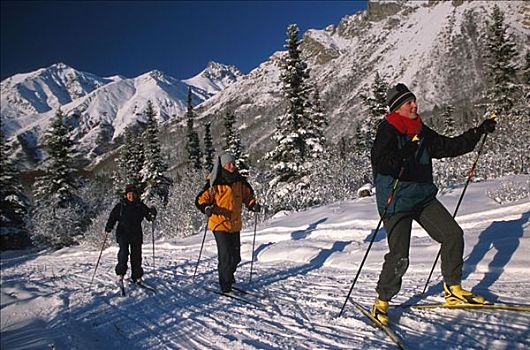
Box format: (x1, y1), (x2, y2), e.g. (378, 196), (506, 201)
(359, 71), (388, 159)
(478, 4), (526, 179)
(366, 71), (389, 119)
(441, 104), (456, 137)
(353, 123), (367, 157)
(203, 121), (215, 172)
(112, 126), (145, 196)
(508, 49), (530, 174)
(33, 109), (77, 207)
(223, 111), (250, 176)
(185, 87), (203, 170)
(141, 100), (172, 204)
(524, 49), (530, 85)
(93, 118), (114, 155)
(304, 85), (328, 160)
(0, 130), (31, 250)
(267, 24), (314, 211)
(30, 109), (86, 248)
(297, 85), (332, 207)
(482, 4), (519, 116)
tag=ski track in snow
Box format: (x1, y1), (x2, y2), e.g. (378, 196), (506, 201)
(1, 177), (530, 349)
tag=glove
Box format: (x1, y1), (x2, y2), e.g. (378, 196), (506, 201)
(397, 140), (419, 160)
(150, 206), (157, 218)
(204, 205), (214, 217)
(250, 203), (261, 213)
(478, 119), (496, 134)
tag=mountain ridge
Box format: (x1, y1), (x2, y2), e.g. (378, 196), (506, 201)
(1, 0), (528, 172)
(1, 61), (242, 168)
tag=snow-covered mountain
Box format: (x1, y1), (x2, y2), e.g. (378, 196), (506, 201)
(0, 63), (118, 136)
(181, 0), (529, 161)
(1, 62), (241, 167)
(183, 61), (243, 96)
(2, 1), (529, 172)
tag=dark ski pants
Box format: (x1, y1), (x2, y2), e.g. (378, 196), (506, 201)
(376, 199), (464, 301)
(213, 231), (241, 292)
(116, 235), (143, 281)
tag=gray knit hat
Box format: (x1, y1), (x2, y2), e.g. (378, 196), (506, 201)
(220, 152), (236, 167)
(208, 152), (236, 187)
(386, 83), (416, 112)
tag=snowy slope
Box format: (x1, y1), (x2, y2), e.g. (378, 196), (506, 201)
(2, 175), (529, 349)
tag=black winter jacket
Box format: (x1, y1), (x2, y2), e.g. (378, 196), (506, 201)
(371, 119), (483, 216)
(105, 198), (154, 243)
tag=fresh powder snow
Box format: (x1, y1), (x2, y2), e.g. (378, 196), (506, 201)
(1, 175), (529, 349)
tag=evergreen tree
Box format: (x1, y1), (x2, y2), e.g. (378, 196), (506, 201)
(203, 121), (215, 172)
(141, 100), (172, 203)
(223, 111), (250, 176)
(305, 86), (328, 160)
(31, 109), (86, 247)
(353, 123), (367, 155)
(112, 126), (145, 196)
(94, 118), (114, 154)
(223, 111), (236, 150)
(479, 4), (528, 178)
(33, 109), (77, 207)
(441, 104), (456, 136)
(185, 87), (202, 170)
(0, 131), (30, 249)
(367, 71), (389, 120)
(360, 71), (389, 156)
(268, 24), (312, 189)
(483, 4), (519, 115)
(524, 49), (530, 85)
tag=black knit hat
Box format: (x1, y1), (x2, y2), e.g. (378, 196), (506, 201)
(125, 184), (138, 194)
(386, 83), (416, 112)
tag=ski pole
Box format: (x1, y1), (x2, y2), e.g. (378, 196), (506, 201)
(249, 212), (259, 284)
(338, 165), (406, 317)
(192, 218), (209, 281)
(90, 230), (110, 289)
(152, 218), (156, 270)
(421, 115), (495, 294)
(338, 134), (419, 317)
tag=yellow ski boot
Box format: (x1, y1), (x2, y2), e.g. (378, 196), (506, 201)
(444, 283), (492, 305)
(371, 295), (390, 325)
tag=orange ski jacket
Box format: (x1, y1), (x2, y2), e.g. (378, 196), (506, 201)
(195, 174), (256, 233)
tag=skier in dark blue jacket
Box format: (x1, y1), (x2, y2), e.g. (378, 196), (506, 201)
(370, 83), (496, 325)
(105, 184), (156, 284)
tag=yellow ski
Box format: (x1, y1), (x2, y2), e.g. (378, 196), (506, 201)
(352, 301), (408, 350)
(401, 303), (530, 312)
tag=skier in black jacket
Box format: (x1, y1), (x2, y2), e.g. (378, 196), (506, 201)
(370, 83), (496, 325)
(105, 184), (157, 284)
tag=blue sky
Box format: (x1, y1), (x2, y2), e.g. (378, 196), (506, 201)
(0, 1), (367, 80)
